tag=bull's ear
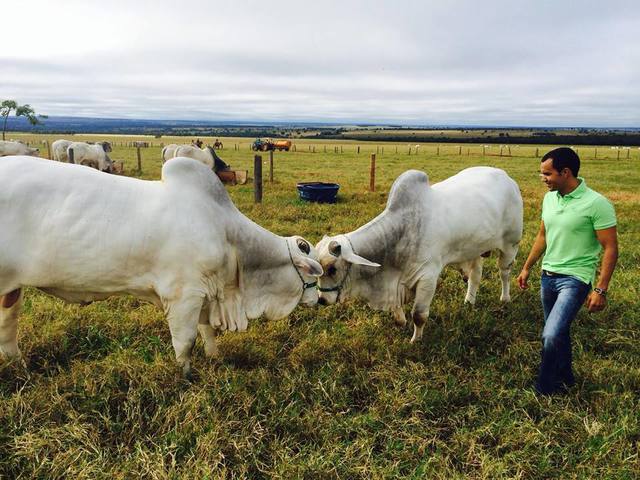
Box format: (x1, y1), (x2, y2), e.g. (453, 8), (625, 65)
(294, 257), (324, 277)
(343, 251), (381, 268)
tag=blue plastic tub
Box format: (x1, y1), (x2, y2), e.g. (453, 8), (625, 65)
(297, 182), (340, 203)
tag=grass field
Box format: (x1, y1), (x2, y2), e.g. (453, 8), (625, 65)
(1, 135), (639, 479)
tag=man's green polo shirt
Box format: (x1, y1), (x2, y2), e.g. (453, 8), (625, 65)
(541, 177), (616, 285)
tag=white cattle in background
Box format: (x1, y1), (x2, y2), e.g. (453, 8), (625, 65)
(52, 139), (72, 162)
(0, 140), (39, 157)
(163, 144), (216, 169)
(0, 156), (323, 377)
(316, 167), (523, 343)
(67, 142), (114, 172)
(161, 144), (179, 163)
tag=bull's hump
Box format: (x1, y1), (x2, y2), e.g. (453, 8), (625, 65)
(161, 157), (232, 205)
(386, 170), (429, 211)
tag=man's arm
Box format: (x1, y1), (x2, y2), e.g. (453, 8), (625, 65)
(517, 220), (547, 290)
(586, 226), (618, 312)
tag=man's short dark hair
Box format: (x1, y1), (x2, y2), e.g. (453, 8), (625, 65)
(541, 147), (580, 177)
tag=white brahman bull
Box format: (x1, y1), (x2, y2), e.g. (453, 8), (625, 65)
(0, 156), (323, 376)
(316, 167), (523, 343)
(0, 140), (39, 157)
(67, 141), (114, 172)
(52, 139), (72, 162)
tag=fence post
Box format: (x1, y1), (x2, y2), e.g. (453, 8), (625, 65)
(269, 150), (274, 182)
(595, 148), (597, 159)
(137, 146), (142, 174)
(45, 140), (52, 160)
(254, 155), (263, 203)
(436, 146), (439, 156)
(340, 146), (343, 154)
(617, 149), (620, 160)
(381, 146), (384, 155)
(458, 146), (462, 155)
(395, 146), (398, 154)
(357, 146), (360, 154)
(370, 154), (376, 192)
(535, 147), (539, 157)
(408, 146), (411, 155)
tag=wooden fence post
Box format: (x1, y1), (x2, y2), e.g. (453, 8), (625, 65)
(340, 146), (343, 154)
(45, 140), (52, 160)
(395, 146), (398, 154)
(357, 146), (360, 154)
(137, 146), (142, 174)
(370, 154), (376, 192)
(458, 146), (462, 155)
(381, 147), (384, 155)
(254, 155), (263, 203)
(436, 146), (439, 156)
(595, 148), (598, 159)
(535, 147), (539, 157)
(269, 150), (274, 182)
(617, 149), (620, 160)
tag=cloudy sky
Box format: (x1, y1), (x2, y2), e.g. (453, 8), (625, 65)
(3, 0), (639, 126)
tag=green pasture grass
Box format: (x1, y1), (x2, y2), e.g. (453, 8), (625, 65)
(1, 135), (639, 478)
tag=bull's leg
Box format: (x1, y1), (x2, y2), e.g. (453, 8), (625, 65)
(197, 305), (219, 358)
(498, 243), (519, 302)
(0, 289), (23, 360)
(392, 306), (407, 327)
(165, 295), (204, 378)
(410, 268), (441, 343)
(464, 257), (485, 305)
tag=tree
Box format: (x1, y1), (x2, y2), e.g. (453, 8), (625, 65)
(1, 100), (47, 140)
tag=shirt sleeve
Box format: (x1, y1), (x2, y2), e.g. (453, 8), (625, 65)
(592, 195), (617, 230)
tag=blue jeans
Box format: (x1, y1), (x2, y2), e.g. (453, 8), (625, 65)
(537, 271), (591, 394)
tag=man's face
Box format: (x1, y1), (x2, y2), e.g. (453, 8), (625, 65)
(539, 158), (569, 191)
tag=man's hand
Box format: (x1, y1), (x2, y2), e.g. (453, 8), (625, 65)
(517, 268), (530, 290)
(586, 291), (607, 312)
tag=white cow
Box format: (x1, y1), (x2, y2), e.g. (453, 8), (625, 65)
(0, 156), (323, 376)
(52, 139), (72, 162)
(164, 144), (216, 169)
(316, 167), (523, 343)
(67, 142), (114, 172)
(0, 140), (39, 157)
(161, 144), (179, 163)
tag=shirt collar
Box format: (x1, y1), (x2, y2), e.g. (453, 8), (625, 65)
(557, 177), (586, 199)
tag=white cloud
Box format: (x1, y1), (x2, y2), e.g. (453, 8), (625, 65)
(2, 0), (639, 126)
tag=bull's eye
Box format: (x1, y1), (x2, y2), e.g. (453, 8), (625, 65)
(327, 265), (337, 276)
(297, 240), (310, 254)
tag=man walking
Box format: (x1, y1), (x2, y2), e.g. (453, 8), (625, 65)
(517, 147), (618, 395)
